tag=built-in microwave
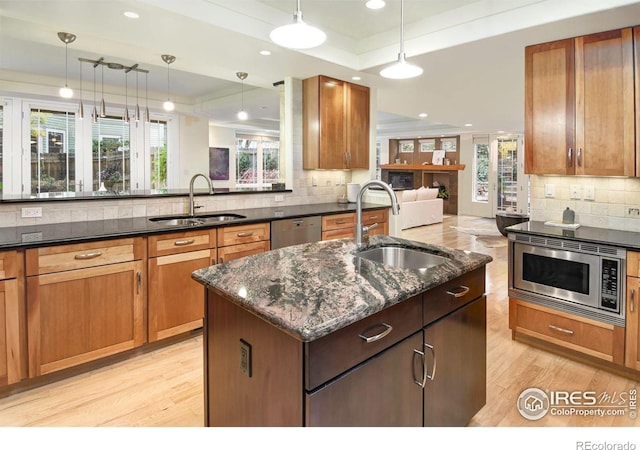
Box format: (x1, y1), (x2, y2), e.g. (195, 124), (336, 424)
(508, 233), (626, 326)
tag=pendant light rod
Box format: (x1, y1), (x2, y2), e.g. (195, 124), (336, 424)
(57, 32), (76, 99)
(161, 54), (176, 112)
(78, 57), (149, 74)
(236, 72), (248, 120)
(78, 60), (84, 119)
(379, 0), (423, 79)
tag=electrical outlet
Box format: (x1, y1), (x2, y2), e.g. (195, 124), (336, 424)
(584, 185), (595, 200)
(240, 339), (252, 377)
(629, 208), (640, 216)
(21, 207), (42, 218)
(544, 184), (555, 198)
(570, 185), (580, 200)
(274, 195), (284, 202)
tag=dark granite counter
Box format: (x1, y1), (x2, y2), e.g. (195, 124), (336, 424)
(506, 220), (640, 250)
(0, 202), (385, 250)
(192, 234), (492, 342)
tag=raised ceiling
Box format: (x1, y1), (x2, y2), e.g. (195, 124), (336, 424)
(1, 0), (640, 137)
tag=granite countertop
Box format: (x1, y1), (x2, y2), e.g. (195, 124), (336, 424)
(0, 202), (385, 250)
(506, 220), (640, 250)
(192, 234), (493, 342)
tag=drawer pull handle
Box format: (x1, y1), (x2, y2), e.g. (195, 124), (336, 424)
(174, 239), (195, 246)
(549, 324), (574, 335)
(632, 289), (636, 313)
(368, 215), (378, 220)
(74, 251), (102, 260)
(335, 220), (347, 225)
(446, 285), (470, 298)
(237, 232), (254, 237)
(413, 348), (427, 388)
(425, 342), (436, 381)
(358, 322), (392, 344)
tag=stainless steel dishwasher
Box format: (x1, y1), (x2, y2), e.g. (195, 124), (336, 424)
(271, 216), (322, 249)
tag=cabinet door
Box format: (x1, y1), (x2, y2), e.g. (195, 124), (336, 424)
(345, 82), (370, 169)
(27, 261), (145, 376)
(218, 241), (269, 263)
(306, 332), (423, 427)
(524, 38), (575, 175)
(362, 209), (388, 236)
(424, 296), (486, 427)
(575, 28), (634, 176)
(625, 276), (640, 370)
(148, 249), (215, 342)
(0, 278), (25, 387)
(319, 76), (346, 169)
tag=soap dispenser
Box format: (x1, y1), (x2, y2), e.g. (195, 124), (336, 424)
(562, 207), (575, 224)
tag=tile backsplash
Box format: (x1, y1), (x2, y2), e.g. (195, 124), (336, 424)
(530, 175), (640, 232)
(0, 170), (354, 228)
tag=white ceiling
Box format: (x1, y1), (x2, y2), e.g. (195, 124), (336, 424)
(2, 0), (640, 138)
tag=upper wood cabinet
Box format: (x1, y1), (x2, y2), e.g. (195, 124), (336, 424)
(525, 28), (635, 176)
(303, 75), (370, 170)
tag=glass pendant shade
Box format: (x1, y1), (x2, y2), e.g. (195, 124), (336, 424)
(237, 110), (248, 121)
(270, 1), (325, 49)
(163, 100), (174, 112)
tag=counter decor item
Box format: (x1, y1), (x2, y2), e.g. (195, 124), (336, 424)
(562, 207), (575, 224)
(346, 183), (360, 203)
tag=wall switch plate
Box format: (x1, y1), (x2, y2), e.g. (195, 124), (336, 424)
(312, 176), (318, 187)
(570, 185), (581, 199)
(240, 339), (252, 378)
(274, 195), (284, 202)
(21, 207), (42, 218)
(584, 185), (595, 200)
(545, 184), (555, 198)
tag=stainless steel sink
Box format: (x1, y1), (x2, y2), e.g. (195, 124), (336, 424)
(149, 213), (246, 225)
(356, 246), (448, 270)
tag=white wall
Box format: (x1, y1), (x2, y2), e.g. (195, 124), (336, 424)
(177, 115), (210, 187)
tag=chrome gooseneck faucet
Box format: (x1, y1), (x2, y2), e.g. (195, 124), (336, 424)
(189, 173), (213, 216)
(355, 180), (400, 249)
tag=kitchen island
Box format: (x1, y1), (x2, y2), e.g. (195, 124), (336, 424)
(192, 234), (492, 426)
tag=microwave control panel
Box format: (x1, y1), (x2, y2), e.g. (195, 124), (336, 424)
(600, 258), (620, 312)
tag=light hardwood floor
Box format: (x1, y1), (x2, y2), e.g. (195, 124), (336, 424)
(0, 215), (638, 428)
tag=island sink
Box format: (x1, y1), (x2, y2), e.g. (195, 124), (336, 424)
(356, 246), (448, 270)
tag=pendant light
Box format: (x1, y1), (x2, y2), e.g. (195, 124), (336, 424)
(135, 70), (141, 122)
(365, 0), (385, 9)
(236, 72), (248, 121)
(100, 64), (107, 117)
(78, 61), (84, 119)
(161, 54), (175, 112)
(92, 62), (98, 123)
(380, 0), (423, 79)
(145, 71), (150, 123)
(269, 0), (326, 49)
(57, 32), (76, 98)
(123, 70), (130, 123)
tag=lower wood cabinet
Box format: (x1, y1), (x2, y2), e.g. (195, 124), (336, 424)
(26, 238), (145, 376)
(0, 250), (26, 387)
(625, 266), (640, 370)
(217, 222), (270, 263)
(147, 229), (216, 342)
(321, 209), (389, 241)
(509, 298), (625, 365)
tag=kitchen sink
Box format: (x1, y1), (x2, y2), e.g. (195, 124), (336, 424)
(149, 213), (246, 225)
(356, 246), (448, 270)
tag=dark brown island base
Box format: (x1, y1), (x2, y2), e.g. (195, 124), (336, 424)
(193, 235), (492, 427)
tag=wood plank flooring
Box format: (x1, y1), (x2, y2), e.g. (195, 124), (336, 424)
(0, 215), (638, 429)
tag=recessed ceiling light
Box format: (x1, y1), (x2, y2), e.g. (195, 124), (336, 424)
(260, 50), (271, 56)
(365, 0), (386, 10)
(464, 123), (473, 127)
(418, 113), (428, 118)
(352, 76), (361, 81)
(123, 11), (139, 19)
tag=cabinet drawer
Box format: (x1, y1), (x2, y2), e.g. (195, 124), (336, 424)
(304, 295), (422, 391)
(26, 238), (144, 276)
(218, 241), (269, 263)
(148, 229), (216, 257)
(321, 228), (354, 241)
(0, 250), (19, 280)
(423, 267), (485, 326)
(322, 213), (355, 231)
(217, 223), (270, 247)
(362, 209), (388, 226)
(509, 299), (625, 364)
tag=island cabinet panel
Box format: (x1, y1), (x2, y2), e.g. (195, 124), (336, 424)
(205, 291), (303, 427)
(148, 229), (217, 342)
(0, 251), (26, 387)
(26, 238), (145, 376)
(423, 296), (486, 427)
(423, 266), (485, 326)
(525, 28), (635, 176)
(305, 332), (423, 427)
